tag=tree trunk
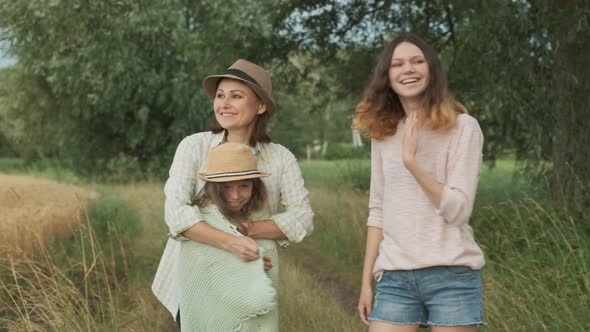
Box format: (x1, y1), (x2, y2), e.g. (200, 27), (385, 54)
(550, 2), (590, 211)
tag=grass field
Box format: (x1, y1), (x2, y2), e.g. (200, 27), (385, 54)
(1, 159), (588, 331)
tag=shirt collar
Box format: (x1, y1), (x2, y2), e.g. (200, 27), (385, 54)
(211, 130), (266, 161)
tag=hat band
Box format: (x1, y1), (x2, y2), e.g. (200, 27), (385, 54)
(226, 69), (262, 89)
(205, 170), (261, 179)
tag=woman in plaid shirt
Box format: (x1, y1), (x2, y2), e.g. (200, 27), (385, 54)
(152, 59), (314, 327)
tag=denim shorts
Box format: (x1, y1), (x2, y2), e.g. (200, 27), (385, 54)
(368, 266), (485, 327)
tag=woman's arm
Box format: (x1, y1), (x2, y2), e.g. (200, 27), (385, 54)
(358, 140), (386, 325)
(436, 116), (484, 225)
(358, 226), (383, 325)
(242, 219), (288, 240)
(181, 222), (261, 261)
(164, 135), (206, 239)
(402, 111), (444, 207)
(256, 148), (314, 245)
(403, 113), (484, 225)
(165, 134), (260, 260)
(403, 160), (444, 208)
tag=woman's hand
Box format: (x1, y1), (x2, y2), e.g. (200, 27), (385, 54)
(239, 220), (288, 240)
(402, 111), (418, 168)
(225, 235), (260, 262)
(263, 255), (273, 272)
(358, 285), (373, 326)
(400, 111), (445, 208)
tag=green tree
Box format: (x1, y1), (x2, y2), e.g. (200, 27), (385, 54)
(275, 0), (590, 206)
(271, 51), (363, 158)
(543, 1), (590, 208)
(0, 0), (285, 174)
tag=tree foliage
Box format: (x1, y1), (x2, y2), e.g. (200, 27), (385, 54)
(275, 0), (590, 206)
(0, 0), (589, 207)
(0, 0), (284, 173)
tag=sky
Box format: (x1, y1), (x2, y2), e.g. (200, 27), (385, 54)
(0, 56), (17, 68)
(0, 39), (17, 68)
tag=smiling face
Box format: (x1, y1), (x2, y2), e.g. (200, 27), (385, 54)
(213, 79), (265, 136)
(389, 42), (430, 103)
(222, 180), (254, 212)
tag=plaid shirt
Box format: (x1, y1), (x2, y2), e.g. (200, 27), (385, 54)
(152, 131), (314, 318)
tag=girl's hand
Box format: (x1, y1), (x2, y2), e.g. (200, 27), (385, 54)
(263, 255), (273, 272)
(226, 235), (260, 262)
(402, 111), (418, 168)
(357, 285), (373, 326)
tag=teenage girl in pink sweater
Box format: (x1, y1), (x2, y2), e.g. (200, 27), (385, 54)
(355, 32), (485, 332)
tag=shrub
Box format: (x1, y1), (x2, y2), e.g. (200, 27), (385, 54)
(324, 143), (370, 160)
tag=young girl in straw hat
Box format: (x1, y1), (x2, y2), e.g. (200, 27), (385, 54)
(178, 142), (278, 331)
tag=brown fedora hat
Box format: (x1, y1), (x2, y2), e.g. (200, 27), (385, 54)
(198, 143), (271, 182)
(202, 59), (276, 114)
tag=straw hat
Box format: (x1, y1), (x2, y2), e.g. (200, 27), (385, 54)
(198, 143), (271, 182)
(202, 59), (276, 114)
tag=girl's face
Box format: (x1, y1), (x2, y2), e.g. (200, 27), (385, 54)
(213, 79), (265, 134)
(222, 180), (254, 212)
(389, 42), (430, 102)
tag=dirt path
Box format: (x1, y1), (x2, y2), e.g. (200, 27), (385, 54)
(299, 262), (359, 314)
(0, 174), (98, 254)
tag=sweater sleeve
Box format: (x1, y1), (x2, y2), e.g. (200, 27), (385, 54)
(164, 135), (205, 240)
(270, 148), (314, 244)
(436, 115), (484, 226)
(367, 139), (384, 229)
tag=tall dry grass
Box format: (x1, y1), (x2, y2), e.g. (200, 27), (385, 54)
(92, 182), (176, 332)
(278, 255), (365, 332)
(0, 175), (168, 331)
(2, 159), (588, 331)
(475, 198), (589, 331)
(0, 174), (97, 255)
(298, 160), (590, 331)
(0, 211), (120, 331)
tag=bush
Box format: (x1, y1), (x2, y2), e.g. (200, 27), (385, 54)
(87, 195), (142, 270)
(335, 160), (371, 191)
(324, 143), (369, 160)
(0, 131), (17, 156)
(104, 155), (144, 183)
(300, 160), (371, 191)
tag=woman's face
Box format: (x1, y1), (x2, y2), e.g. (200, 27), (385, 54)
(214, 79), (265, 134)
(389, 42), (430, 102)
(222, 180), (254, 212)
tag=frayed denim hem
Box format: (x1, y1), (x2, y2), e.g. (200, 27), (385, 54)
(428, 320), (486, 326)
(368, 318), (427, 326)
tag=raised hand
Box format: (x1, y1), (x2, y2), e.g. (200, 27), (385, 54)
(402, 111), (419, 168)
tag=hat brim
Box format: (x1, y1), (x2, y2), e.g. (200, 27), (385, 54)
(202, 74), (276, 114)
(198, 171), (271, 183)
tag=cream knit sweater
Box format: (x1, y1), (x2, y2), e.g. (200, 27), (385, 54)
(368, 114), (486, 276)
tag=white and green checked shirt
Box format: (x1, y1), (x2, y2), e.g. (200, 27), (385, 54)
(152, 131), (314, 318)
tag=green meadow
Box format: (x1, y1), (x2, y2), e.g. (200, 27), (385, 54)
(1, 159), (588, 331)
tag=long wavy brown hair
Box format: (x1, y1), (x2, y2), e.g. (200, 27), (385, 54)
(353, 32), (467, 140)
(192, 178), (267, 223)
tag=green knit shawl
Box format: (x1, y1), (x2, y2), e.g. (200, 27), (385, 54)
(178, 205), (279, 331)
